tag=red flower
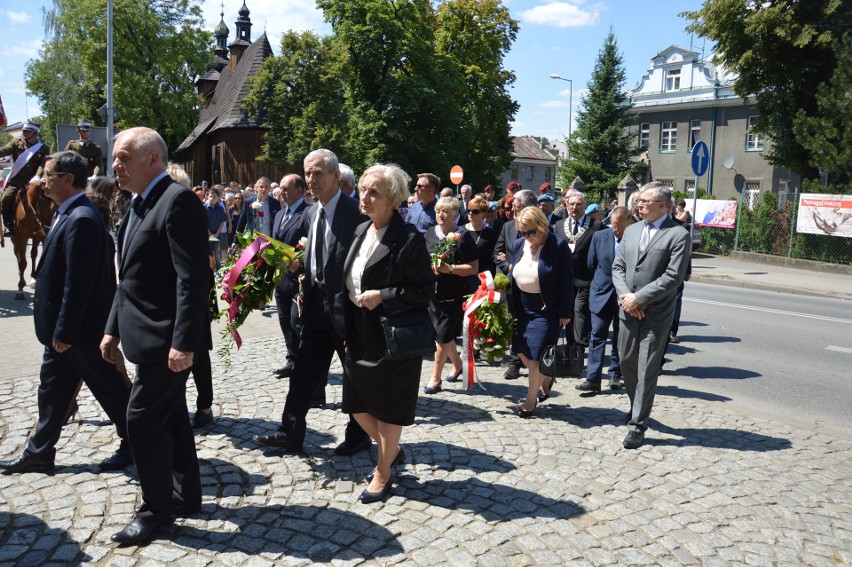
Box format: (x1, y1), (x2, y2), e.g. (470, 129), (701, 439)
(257, 211), (264, 218)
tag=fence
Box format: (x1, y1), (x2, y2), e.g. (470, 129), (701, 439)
(698, 189), (852, 265)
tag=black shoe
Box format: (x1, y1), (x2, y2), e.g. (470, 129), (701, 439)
(136, 501), (200, 518)
(97, 445), (133, 471)
(367, 447), (406, 481)
(254, 431), (304, 453)
(360, 475), (394, 504)
(669, 334), (680, 344)
(503, 361), (521, 380)
(518, 401), (537, 418)
(191, 410), (214, 430)
(309, 398), (326, 409)
(422, 383), (442, 394)
(538, 376), (556, 403)
(445, 368), (462, 382)
(0, 455), (55, 475)
(110, 515), (174, 546)
(3, 228), (13, 237)
(574, 379), (602, 395)
(334, 437), (371, 456)
(623, 430), (645, 449)
(274, 362), (294, 378)
(608, 375), (623, 390)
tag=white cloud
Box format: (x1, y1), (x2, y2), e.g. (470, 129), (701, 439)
(521, 1), (602, 28)
(539, 100), (571, 109)
(201, 0), (329, 51)
(3, 40), (42, 59)
(7, 11), (32, 25)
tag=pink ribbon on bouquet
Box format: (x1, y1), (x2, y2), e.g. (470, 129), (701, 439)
(221, 235), (269, 348)
(462, 271), (501, 390)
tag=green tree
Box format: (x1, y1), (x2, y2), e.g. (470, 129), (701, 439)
(793, 34), (852, 185)
(318, 0), (467, 176)
(435, 0), (518, 188)
(560, 29), (640, 201)
(26, 0), (212, 151)
(244, 31), (348, 169)
(684, 0), (851, 179)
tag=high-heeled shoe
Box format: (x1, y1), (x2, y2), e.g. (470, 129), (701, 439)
(423, 381), (442, 394)
(63, 401), (79, 425)
(518, 401), (537, 418)
(538, 376), (556, 403)
(367, 447), (406, 481)
(445, 368), (463, 382)
(360, 474), (394, 504)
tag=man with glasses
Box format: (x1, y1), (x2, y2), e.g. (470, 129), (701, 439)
(405, 173), (439, 233)
(612, 182), (691, 449)
(0, 151), (131, 476)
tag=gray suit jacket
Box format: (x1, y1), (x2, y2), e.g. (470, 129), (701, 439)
(611, 216), (690, 327)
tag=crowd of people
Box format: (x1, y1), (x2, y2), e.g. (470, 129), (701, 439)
(0, 124), (691, 546)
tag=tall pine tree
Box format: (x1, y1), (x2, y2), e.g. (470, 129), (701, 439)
(560, 29), (640, 201)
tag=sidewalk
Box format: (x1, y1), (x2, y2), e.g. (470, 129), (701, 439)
(1, 249), (850, 565)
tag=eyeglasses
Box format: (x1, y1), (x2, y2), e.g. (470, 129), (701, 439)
(43, 171), (69, 178)
(467, 209), (483, 215)
(520, 229), (538, 238)
(636, 199), (663, 205)
(415, 183), (433, 189)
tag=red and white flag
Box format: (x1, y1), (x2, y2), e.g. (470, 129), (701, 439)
(0, 94), (7, 129)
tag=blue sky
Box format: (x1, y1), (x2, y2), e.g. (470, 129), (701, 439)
(0, 0), (708, 144)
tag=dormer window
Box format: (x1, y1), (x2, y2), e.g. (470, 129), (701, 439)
(665, 68), (681, 91)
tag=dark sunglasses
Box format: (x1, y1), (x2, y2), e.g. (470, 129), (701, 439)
(467, 209), (483, 215)
(521, 229), (537, 238)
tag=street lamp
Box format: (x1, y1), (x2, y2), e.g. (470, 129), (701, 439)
(549, 74), (573, 161)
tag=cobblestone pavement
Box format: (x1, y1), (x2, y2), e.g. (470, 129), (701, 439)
(1, 321), (850, 566)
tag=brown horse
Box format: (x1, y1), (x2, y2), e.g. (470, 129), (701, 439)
(9, 180), (56, 299)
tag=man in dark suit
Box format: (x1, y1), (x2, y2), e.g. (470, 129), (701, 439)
(272, 173), (309, 378)
(254, 149), (370, 456)
(554, 190), (602, 375)
(575, 206), (633, 395)
(0, 151), (131, 476)
(492, 189), (538, 380)
(100, 127), (210, 545)
(231, 176), (281, 247)
(612, 183), (691, 449)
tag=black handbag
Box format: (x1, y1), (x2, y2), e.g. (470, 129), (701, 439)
(540, 326), (584, 378)
(380, 309), (436, 361)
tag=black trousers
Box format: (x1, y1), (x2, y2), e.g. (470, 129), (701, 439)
(190, 350), (213, 411)
(274, 286), (300, 364)
(128, 360), (200, 520)
(281, 287), (367, 446)
(572, 286), (592, 347)
(25, 342), (131, 462)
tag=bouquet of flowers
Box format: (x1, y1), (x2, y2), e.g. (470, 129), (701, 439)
(465, 272), (514, 365)
(216, 230), (295, 365)
(431, 231), (459, 274)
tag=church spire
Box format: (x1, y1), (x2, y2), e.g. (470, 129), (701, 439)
(234, 0), (252, 43)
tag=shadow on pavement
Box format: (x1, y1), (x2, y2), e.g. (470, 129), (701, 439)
(415, 394), (498, 424)
(201, 457), (270, 498)
(0, 511), (89, 565)
(678, 321), (709, 327)
(675, 366), (761, 380)
(402, 477), (585, 522)
(648, 422), (792, 451)
(680, 335), (742, 344)
(0, 288), (33, 318)
(173, 504), (403, 562)
(407, 441), (517, 475)
(655, 385), (732, 402)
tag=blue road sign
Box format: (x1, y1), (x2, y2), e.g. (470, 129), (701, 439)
(691, 140), (709, 177)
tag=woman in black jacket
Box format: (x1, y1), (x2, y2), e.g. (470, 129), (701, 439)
(342, 163), (434, 504)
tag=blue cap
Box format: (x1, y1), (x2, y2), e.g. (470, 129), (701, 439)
(537, 193), (555, 202)
(585, 203), (600, 214)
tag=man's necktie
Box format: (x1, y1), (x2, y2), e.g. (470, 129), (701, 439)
(615, 237), (621, 256)
(571, 219), (579, 235)
(314, 208), (326, 283)
(279, 208), (290, 234)
(639, 221), (653, 254)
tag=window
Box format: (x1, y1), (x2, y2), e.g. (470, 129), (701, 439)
(544, 167), (551, 182)
(665, 68), (681, 91)
(690, 119), (701, 149)
(511, 165), (518, 179)
(525, 166), (534, 181)
(660, 121), (677, 152)
(685, 179), (696, 197)
(638, 123), (650, 149)
(746, 181), (760, 209)
(657, 179), (674, 189)
(777, 180), (789, 210)
(746, 115), (764, 151)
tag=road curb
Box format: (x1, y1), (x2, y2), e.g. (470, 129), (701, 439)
(692, 275), (852, 301)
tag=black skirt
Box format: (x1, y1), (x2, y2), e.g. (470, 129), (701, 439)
(430, 298), (463, 344)
(342, 353), (422, 426)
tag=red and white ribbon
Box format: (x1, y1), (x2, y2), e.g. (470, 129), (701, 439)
(462, 271), (501, 390)
(221, 234), (269, 348)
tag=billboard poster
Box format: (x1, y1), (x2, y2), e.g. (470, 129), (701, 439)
(692, 199), (738, 228)
(796, 193), (852, 238)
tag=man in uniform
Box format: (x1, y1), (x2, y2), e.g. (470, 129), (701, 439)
(64, 119), (103, 176)
(1, 121), (50, 236)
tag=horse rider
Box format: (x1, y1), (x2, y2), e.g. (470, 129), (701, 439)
(1, 121), (50, 236)
(64, 119), (103, 176)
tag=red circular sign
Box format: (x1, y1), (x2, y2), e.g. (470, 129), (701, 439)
(450, 165), (464, 185)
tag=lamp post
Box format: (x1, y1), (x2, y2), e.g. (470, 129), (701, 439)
(549, 74), (573, 161)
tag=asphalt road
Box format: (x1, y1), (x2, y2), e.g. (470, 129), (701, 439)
(659, 281), (852, 439)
